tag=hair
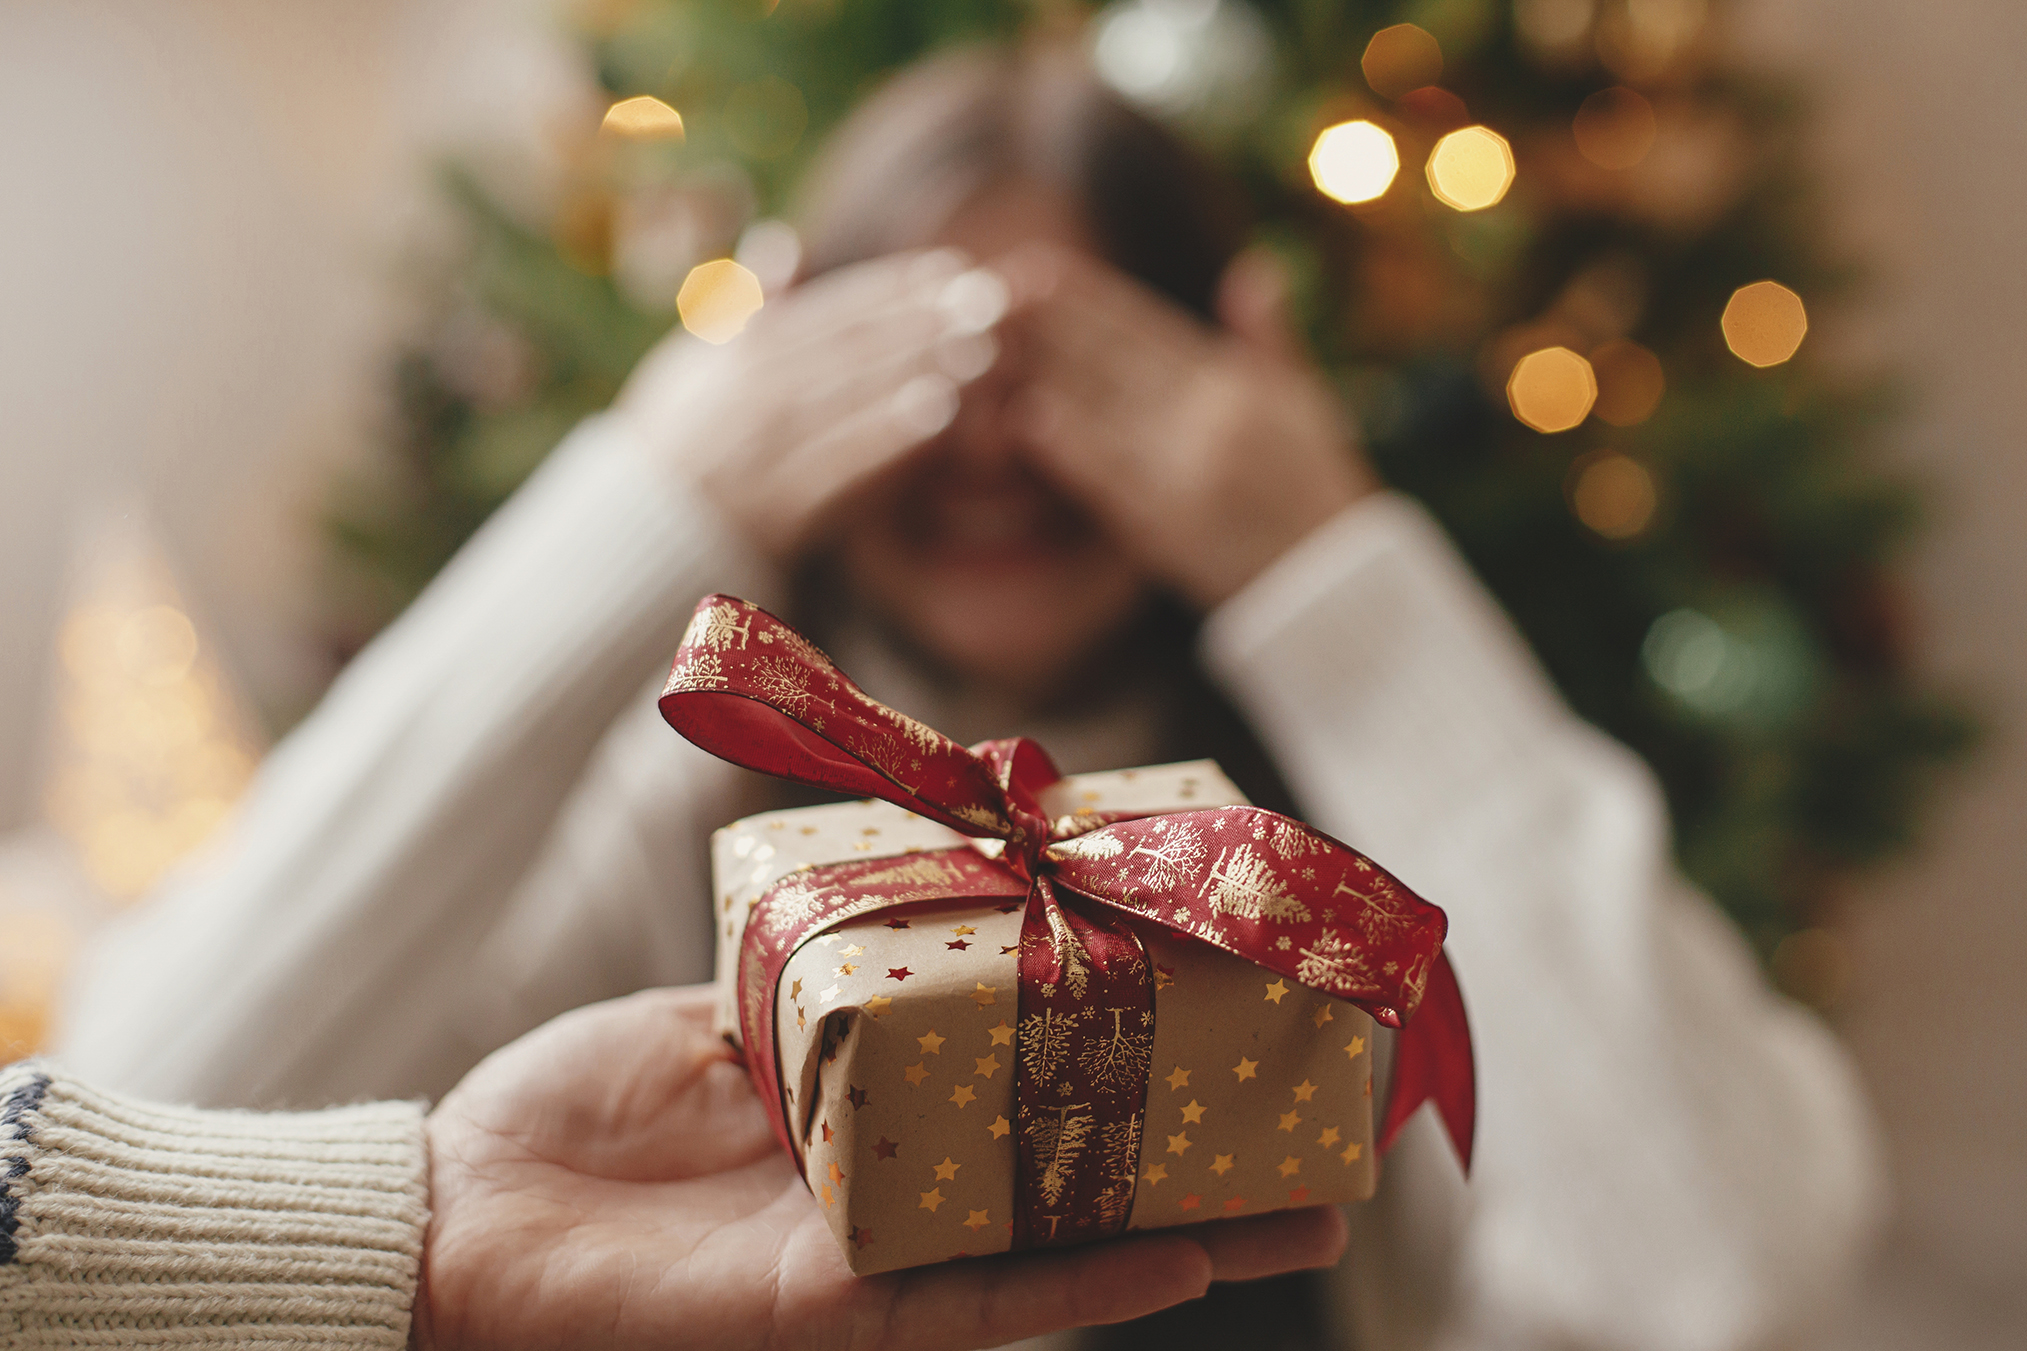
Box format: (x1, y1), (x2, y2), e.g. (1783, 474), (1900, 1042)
(793, 45), (1250, 321)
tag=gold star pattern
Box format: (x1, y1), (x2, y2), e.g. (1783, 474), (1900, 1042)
(1143, 1164), (1168, 1185)
(1167, 1132), (1194, 1157)
(963, 1209), (991, 1232)
(1292, 1080), (1318, 1102)
(1312, 1004), (1334, 1029)
(1277, 1156), (1303, 1178)
(932, 1157), (961, 1181)
(951, 924), (976, 936)
(1344, 1035), (1366, 1061)
(1233, 1057), (1258, 1082)
(820, 1183), (834, 1209)
(918, 1030), (945, 1055)
(1179, 1194), (1202, 1211)
(827, 1162), (845, 1184)
(1264, 979), (1289, 1004)
(790, 979), (803, 1000)
(1278, 1110), (1302, 1133)
(918, 1189), (946, 1212)
(988, 1021), (1014, 1046)
(840, 944), (864, 958)
(1165, 1066), (1191, 1091)
(973, 1054), (1001, 1079)
(820, 1120), (833, 1143)
(971, 983), (997, 1008)
(988, 1115), (1011, 1139)
(903, 1062), (930, 1087)
(864, 996), (892, 1017)
(1317, 1126), (1341, 1148)
(949, 1084), (977, 1108)
(1289, 1186), (1311, 1204)
(1180, 1100), (1206, 1124)
(1340, 1141), (1363, 1164)
(1154, 965), (1175, 991)
(1209, 1154), (1235, 1176)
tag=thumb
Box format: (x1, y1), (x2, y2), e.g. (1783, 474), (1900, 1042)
(1216, 247), (1300, 360)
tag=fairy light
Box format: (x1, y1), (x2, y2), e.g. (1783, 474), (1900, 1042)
(1427, 126), (1515, 211)
(1361, 23), (1443, 100)
(678, 259), (765, 343)
(600, 95), (686, 141)
(1506, 346), (1597, 431)
(1568, 450), (1658, 539)
(1573, 87), (1657, 170)
(1308, 120), (1400, 204)
(1722, 281), (1808, 367)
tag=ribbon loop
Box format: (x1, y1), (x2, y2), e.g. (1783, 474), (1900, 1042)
(662, 595), (1476, 1183)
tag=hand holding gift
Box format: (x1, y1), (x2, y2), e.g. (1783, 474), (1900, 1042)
(658, 596), (1474, 1276)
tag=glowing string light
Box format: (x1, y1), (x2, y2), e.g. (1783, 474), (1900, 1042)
(1427, 125), (1516, 211)
(600, 95), (686, 141)
(678, 259), (765, 343)
(1308, 120), (1399, 205)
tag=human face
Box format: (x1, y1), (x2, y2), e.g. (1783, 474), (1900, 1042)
(836, 181), (1150, 703)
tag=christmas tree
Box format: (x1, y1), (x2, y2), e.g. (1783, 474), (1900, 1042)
(333, 0), (1971, 989)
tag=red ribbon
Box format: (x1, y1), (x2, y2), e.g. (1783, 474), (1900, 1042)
(659, 596), (1474, 1249)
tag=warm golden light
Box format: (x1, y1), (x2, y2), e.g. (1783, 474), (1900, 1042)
(1590, 339), (1666, 425)
(1506, 346), (1598, 432)
(678, 259), (765, 343)
(1568, 450), (1658, 539)
(1427, 126), (1515, 211)
(1308, 121), (1400, 205)
(1573, 87), (1657, 170)
(1361, 23), (1443, 100)
(1721, 280), (1808, 367)
(599, 94), (685, 141)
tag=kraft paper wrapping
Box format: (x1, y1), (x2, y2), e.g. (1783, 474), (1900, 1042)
(710, 760), (1378, 1276)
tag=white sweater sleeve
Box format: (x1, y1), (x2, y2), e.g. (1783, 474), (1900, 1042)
(54, 416), (771, 1110)
(1200, 494), (1885, 1351)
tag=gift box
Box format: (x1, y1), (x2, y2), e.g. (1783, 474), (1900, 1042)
(661, 596), (1474, 1277)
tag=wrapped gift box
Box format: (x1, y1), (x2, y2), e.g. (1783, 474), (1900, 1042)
(662, 594), (1473, 1278)
(710, 761), (1379, 1274)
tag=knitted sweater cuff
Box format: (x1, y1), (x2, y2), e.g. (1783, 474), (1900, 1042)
(0, 1060), (428, 1347)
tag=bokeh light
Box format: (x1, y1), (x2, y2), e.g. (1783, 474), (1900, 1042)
(1573, 87), (1657, 169)
(1597, 0), (1709, 82)
(1590, 339), (1666, 425)
(1426, 126), (1515, 211)
(1567, 450), (1658, 539)
(1516, 0), (1596, 52)
(1721, 280), (1808, 367)
(1361, 23), (1443, 100)
(1308, 120), (1399, 204)
(1506, 346), (1597, 431)
(678, 259), (765, 343)
(600, 95), (686, 141)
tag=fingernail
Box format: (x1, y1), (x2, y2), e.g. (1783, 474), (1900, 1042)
(935, 329), (999, 382)
(892, 373), (960, 438)
(938, 268), (1010, 335)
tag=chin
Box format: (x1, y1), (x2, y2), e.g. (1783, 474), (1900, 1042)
(856, 548), (1147, 700)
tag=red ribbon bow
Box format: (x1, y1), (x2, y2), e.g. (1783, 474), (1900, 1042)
(660, 596), (1474, 1250)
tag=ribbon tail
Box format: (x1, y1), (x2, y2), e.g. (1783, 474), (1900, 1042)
(1378, 950), (1475, 1172)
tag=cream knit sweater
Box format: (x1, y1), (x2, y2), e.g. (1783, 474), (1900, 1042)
(0, 1060), (425, 1346)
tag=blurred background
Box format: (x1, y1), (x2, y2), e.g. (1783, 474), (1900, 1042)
(0, 1), (2020, 1343)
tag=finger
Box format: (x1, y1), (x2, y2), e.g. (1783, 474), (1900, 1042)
(1182, 1204), (1350, 1282)
(759, 371), (962, 547)
(866, 1232), (1214, 1351)
(1216, 247), (1302, 361)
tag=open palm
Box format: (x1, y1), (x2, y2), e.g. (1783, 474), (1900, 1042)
(415, 986), (1348, 1350)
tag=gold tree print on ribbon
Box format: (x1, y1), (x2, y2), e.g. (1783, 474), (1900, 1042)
(1094, 1113), (1144, 1228)
(686, 600), (754, 652)
(1204, 844), (1313, 923)
(1296, 928), (1373, 991)
(1078, 1008), (1154, 1091)
(1028, 1102), (1096, 1207)
(1125, 820), (1206, 891)
(1021, 1007), (1087, 1085)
